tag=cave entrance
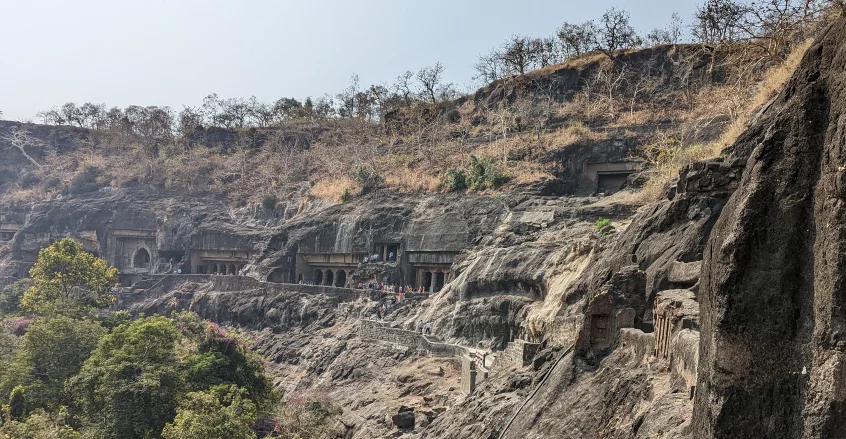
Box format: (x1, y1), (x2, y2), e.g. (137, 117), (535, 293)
(133, 248), (151, 269)
(423, 272), (432, 291)
(597, 171), (632, 194)
(435, 272), (445, 292)
(325, 270), (334, 286)
(336, 270), (347, 287)
(314, 269), (323, 285)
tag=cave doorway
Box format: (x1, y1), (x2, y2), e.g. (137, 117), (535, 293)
(597, 171), (632, 194)
(435, 272), (445, 292)
(133, 248), (151, 269)
(314, 269), (323, 285)
(336, 270), (347, 287)
(423, 271), (433, 291)
(325, 270), (334, 286)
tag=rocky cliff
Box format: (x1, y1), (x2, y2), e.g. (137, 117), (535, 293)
(694, 17), (846, 439)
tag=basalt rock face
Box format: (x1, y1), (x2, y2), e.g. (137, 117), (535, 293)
(694, 18), (846, 439)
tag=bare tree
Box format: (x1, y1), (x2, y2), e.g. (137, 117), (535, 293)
(3, 128), (43, 168)
(501, 35), (537, 75)
(394, 71), (416, 106)
(596, 8), (641, 59)
(692, 0), (746, 46)
(417, 62), (444, 104)
(669, 13), (684, 43)
(474, 50), (505, 84)
(557, 21), (598, 58)
(532, 37), (561, 67)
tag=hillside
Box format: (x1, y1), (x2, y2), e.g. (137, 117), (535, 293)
(2, 3), (844, 439)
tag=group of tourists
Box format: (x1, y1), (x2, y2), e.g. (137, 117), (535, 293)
(356, 283), (427, 295)
(362, 252), (397, 264)
(417, 320), (433, 335)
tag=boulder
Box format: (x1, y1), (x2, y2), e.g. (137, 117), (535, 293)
(391, 406), (415, 429)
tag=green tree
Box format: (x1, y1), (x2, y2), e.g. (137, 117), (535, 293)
(0, 409), (80, 439)
(69, 316), (182, 439)
(0, 279), (30, 316)
(1, 317), (104, 409)
(173, 312), (273, 405)
(161, 385), (258, 439)
(8, 385), (26, 421)
(21, 238), (119, 317)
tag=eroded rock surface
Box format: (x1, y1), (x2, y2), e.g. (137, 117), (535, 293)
(695, 18), (846, 439)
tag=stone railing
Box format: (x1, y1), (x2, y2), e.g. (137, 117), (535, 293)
(358, 319), (470, 358)
(115, 274), (374, 309)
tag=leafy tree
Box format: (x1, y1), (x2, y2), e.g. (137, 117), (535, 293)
(161, 385), (258, 439)
(8, 385), (26, 421)
(1, 317), (105, 410)
(0, 409), (81, 439)
(173, 312), (274, 405)
(0, 279), (30, 316)
(69, 316), (183, 439)
(21, 238), (119, 317)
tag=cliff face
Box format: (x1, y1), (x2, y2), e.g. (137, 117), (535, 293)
(694, 18), (846, 438)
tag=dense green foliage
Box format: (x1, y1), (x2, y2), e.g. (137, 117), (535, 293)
(444, 168), (468, 191)
(466, 155), (508, 190)
(0, 240), (290, 438)
(22, 238), (119, 318)
(0, 280), (29, 316)
(261, 193), (278, 210)
(161, 385), (258, 439)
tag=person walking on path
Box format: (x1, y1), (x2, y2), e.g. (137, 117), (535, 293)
(418, 321), (424, 333)
(425, 321), (432, 335)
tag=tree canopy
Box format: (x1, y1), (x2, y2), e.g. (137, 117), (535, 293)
(21, 238), (119, 317)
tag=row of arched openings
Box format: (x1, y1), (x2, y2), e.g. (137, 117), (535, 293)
(313, 269), (348, 287)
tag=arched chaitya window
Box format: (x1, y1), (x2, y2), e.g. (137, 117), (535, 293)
(133, 248), (151, 269)
(325, 270), (334, 286)
(336, 270), (347, 287)
(314, 269), (323, 285)
(229, 264), (236, 275)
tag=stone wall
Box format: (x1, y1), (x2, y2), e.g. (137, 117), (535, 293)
(617, 328), (655, 366)
(358, 319), (469, 357)
(496, 339), (540, 369)
(670, 329), (699, 396)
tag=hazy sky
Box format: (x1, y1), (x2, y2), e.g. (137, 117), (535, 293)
(0, 0), (700, 122)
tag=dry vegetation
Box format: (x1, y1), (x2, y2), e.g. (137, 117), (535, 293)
(0, 1), (835, 208)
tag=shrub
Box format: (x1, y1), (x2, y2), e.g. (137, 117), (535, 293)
(19, 173), (41, 189)
(261, 194), (277, 211)
(444, 168), (467, 191)
(68, 166), (101, 195)
(340, 188), (351, 203)
(595, 218), (611, 231)
(348, 164), (381, 194)
(467, 155), (508, 190)
(565, 121), (591, 138)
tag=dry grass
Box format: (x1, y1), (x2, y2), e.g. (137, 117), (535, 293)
(715, 38), (814, 150)
(309, 177), (358, 203)
(631, 39), (814, 204)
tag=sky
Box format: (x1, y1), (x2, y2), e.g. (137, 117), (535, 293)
(0, 0), (701, 122)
